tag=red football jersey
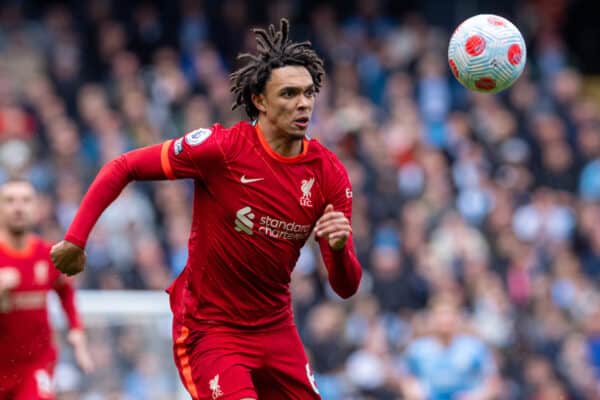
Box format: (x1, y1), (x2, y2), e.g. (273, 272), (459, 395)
(65, 120), (362, 330)
(163, 121), (361, 329)
(0, 236), (81, 369)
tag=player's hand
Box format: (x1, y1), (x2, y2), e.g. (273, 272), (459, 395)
(67, 329), (94, 374)
(315, 204), (352, 251)
(50, 240), (86, 276)
(0, 268), (20, 292)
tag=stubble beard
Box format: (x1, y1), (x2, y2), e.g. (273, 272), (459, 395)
(288, 132), (305, 141)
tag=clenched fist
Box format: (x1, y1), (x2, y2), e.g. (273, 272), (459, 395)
(50, 240), (86, 276)
(315, 204), (352, 251)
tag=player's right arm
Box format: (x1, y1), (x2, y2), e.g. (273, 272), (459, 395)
(315, 155), (362, 299)
(51, 127), (224, 276)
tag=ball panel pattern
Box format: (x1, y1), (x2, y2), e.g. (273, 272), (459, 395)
(465, 35), (486, 56)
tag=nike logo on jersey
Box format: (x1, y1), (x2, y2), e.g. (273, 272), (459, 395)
(240, 175), (264, 184)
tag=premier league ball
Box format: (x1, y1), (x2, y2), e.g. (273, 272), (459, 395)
(448, 14), (526, 93)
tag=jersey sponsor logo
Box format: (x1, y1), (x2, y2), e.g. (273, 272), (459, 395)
(0, 290), (46, 313)
(184, 128), (212, 146)
(174, 138), (184, 155)
(300, 177), (315, 207)
(258, 215), (311, 240)
(234, 206), (255, 235)
(13, 291), (47, 310)
(234, 206), (311, 241)
(240, 175), (264, 184)
(305, 363), (320, 395)
(209, 374), (223, 399)
(345, 188), (353, 198)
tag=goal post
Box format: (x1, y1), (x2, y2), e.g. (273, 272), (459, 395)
(49, 290), (190, 399)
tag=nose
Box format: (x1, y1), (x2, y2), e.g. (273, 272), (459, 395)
(298, 95), (312, 110)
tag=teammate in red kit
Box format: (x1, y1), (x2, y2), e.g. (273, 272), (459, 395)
(51, 18), (361, 399)
(0, 180), (93, 400)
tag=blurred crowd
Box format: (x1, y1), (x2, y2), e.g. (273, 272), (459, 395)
(0, 0), (599, 399)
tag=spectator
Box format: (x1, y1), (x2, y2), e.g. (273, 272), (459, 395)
(398, 298), (501, 400)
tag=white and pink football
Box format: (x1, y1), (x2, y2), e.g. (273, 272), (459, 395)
(448, 14), (526, 93)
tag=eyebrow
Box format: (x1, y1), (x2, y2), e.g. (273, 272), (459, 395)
(279, 84), (315, 92)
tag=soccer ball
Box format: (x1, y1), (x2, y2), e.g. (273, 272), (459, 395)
(448, 14), (526, 93)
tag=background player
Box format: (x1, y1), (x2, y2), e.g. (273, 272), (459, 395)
(51, 18), (361, 399)
(0, 179), (93, 400)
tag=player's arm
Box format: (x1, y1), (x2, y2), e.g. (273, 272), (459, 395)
(51, 127), (223, 276)
(51, 143), (169, 275)
(315, 163), (362, 299)
(53, 275), (94, 373)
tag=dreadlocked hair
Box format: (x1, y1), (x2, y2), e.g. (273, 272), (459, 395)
(230, 18), (325, 119)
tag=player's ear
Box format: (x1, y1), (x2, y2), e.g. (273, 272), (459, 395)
(251, 93), (267, 113)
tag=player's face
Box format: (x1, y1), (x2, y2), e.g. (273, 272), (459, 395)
(255, 66), (316, 140)
(0, 182), (36, 235)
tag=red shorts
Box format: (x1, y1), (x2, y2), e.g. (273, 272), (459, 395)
(172, 319), (321, 400)
(0, 359), (55, 400)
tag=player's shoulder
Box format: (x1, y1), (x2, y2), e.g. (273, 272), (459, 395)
(308, 138), (340, 164)
(217, 120), (256, 158)
(208, 120), (254, 136)
(180, 121), (252, 160)
(182, 120), (247, 141)
(307, 138), (349, 178)
(232, 120), (255, 133)
(207, 120), (255, 147)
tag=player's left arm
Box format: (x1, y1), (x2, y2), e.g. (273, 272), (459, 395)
(53, 276), (94, 373)
(316, 161), (362, 299)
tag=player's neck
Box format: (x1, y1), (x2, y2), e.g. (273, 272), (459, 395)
(256, 121), (303, 157)
(0, 230), (30, 250)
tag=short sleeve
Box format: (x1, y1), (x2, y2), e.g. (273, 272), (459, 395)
(161, 125), (227, 180)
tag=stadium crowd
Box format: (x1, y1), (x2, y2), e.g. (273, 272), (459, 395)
(0, 0), (599, 398)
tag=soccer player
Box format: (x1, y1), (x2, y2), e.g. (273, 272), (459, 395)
(0, 180), (93, 400)
(51, 18), (361, 399)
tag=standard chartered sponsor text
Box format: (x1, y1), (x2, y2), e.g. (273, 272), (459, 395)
(258, 215), (311, 240)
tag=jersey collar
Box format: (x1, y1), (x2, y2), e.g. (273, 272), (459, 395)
(255, 123), (310, 163)
(0, 235), (36, 258)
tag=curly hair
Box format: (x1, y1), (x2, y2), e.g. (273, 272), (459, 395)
(230, 18), (325, 119)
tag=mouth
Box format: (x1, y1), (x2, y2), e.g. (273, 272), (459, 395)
(293, 117), (310, 129)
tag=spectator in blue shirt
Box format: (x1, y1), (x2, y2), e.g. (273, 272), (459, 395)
(399, 298), (500, 400)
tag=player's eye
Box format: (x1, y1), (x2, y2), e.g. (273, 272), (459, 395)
(305, 88), (316, 97)
(281, 89), (295, 98)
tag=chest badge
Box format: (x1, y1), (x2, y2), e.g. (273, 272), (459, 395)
(34, 261), (49, 285)
(300, 177), (315, 208)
